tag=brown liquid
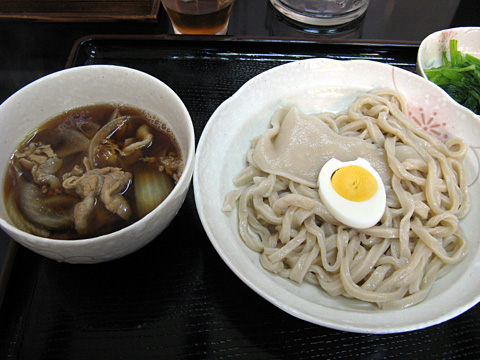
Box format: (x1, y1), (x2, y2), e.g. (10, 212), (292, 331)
(4, 104), (182, 239)
(163, 0), (235, 35)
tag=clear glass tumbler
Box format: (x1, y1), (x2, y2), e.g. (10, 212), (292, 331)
(269, 0), (370, 26)
(161, 0), (236, 35)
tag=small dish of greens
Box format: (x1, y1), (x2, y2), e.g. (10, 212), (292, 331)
(417, 27), (480, 115)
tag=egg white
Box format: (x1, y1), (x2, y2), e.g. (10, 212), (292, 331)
(318, 158), (386, 229)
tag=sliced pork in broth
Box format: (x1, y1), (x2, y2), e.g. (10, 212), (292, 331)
(4, 104), (183, 240)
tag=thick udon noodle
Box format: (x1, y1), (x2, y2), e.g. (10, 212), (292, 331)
(222, 89), (470, 309)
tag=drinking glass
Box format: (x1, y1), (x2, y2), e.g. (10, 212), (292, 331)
(269, 0), (370, 26)
(161, 0), (236, 35)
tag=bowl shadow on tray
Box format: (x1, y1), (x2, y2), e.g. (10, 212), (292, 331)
(1, 187), (201, 331)
(200, 243), (401, 359)
(201, 251), (480, 360)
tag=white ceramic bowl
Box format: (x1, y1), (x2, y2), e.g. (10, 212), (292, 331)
(194, 58), (480, 333)
(0, 65), (195, 264)
(417, 26), (480, 85)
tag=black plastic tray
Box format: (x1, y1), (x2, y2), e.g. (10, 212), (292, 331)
(67, 35), (419, 145)
(0, 35), (478, 359)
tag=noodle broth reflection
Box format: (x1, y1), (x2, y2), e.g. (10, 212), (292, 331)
(4, 104), (183, 240)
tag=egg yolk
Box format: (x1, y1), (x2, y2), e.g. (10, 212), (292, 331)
(331, 165), (378, 202)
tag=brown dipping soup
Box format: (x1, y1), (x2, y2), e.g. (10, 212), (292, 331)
(3, 104), (183, 240)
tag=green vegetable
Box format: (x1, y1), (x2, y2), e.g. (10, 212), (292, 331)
(424, 39), (480, 115)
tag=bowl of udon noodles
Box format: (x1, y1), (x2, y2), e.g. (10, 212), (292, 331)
(194, 58), (480, 333)
(0, 65), (195, 264)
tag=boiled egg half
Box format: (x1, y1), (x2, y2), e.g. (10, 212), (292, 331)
(318, 158), (386, 229)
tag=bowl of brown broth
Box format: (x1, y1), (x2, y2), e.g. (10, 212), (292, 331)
(0, 65), (195, 263)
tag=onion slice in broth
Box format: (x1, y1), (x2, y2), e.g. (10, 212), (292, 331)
(134, 167), (174, 218)
(4, 194), (51, 237)
(56, 129), (90, 158)
(18, 181), (75, 231)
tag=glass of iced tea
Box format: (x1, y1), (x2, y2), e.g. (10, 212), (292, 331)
(161, 0), (236, 35)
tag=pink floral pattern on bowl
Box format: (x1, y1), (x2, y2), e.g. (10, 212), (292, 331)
(416, 27), (480, 187)
(407, 103), (480, 187)
(437, 29), (458, 48)
(409, 107), (448, 141)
